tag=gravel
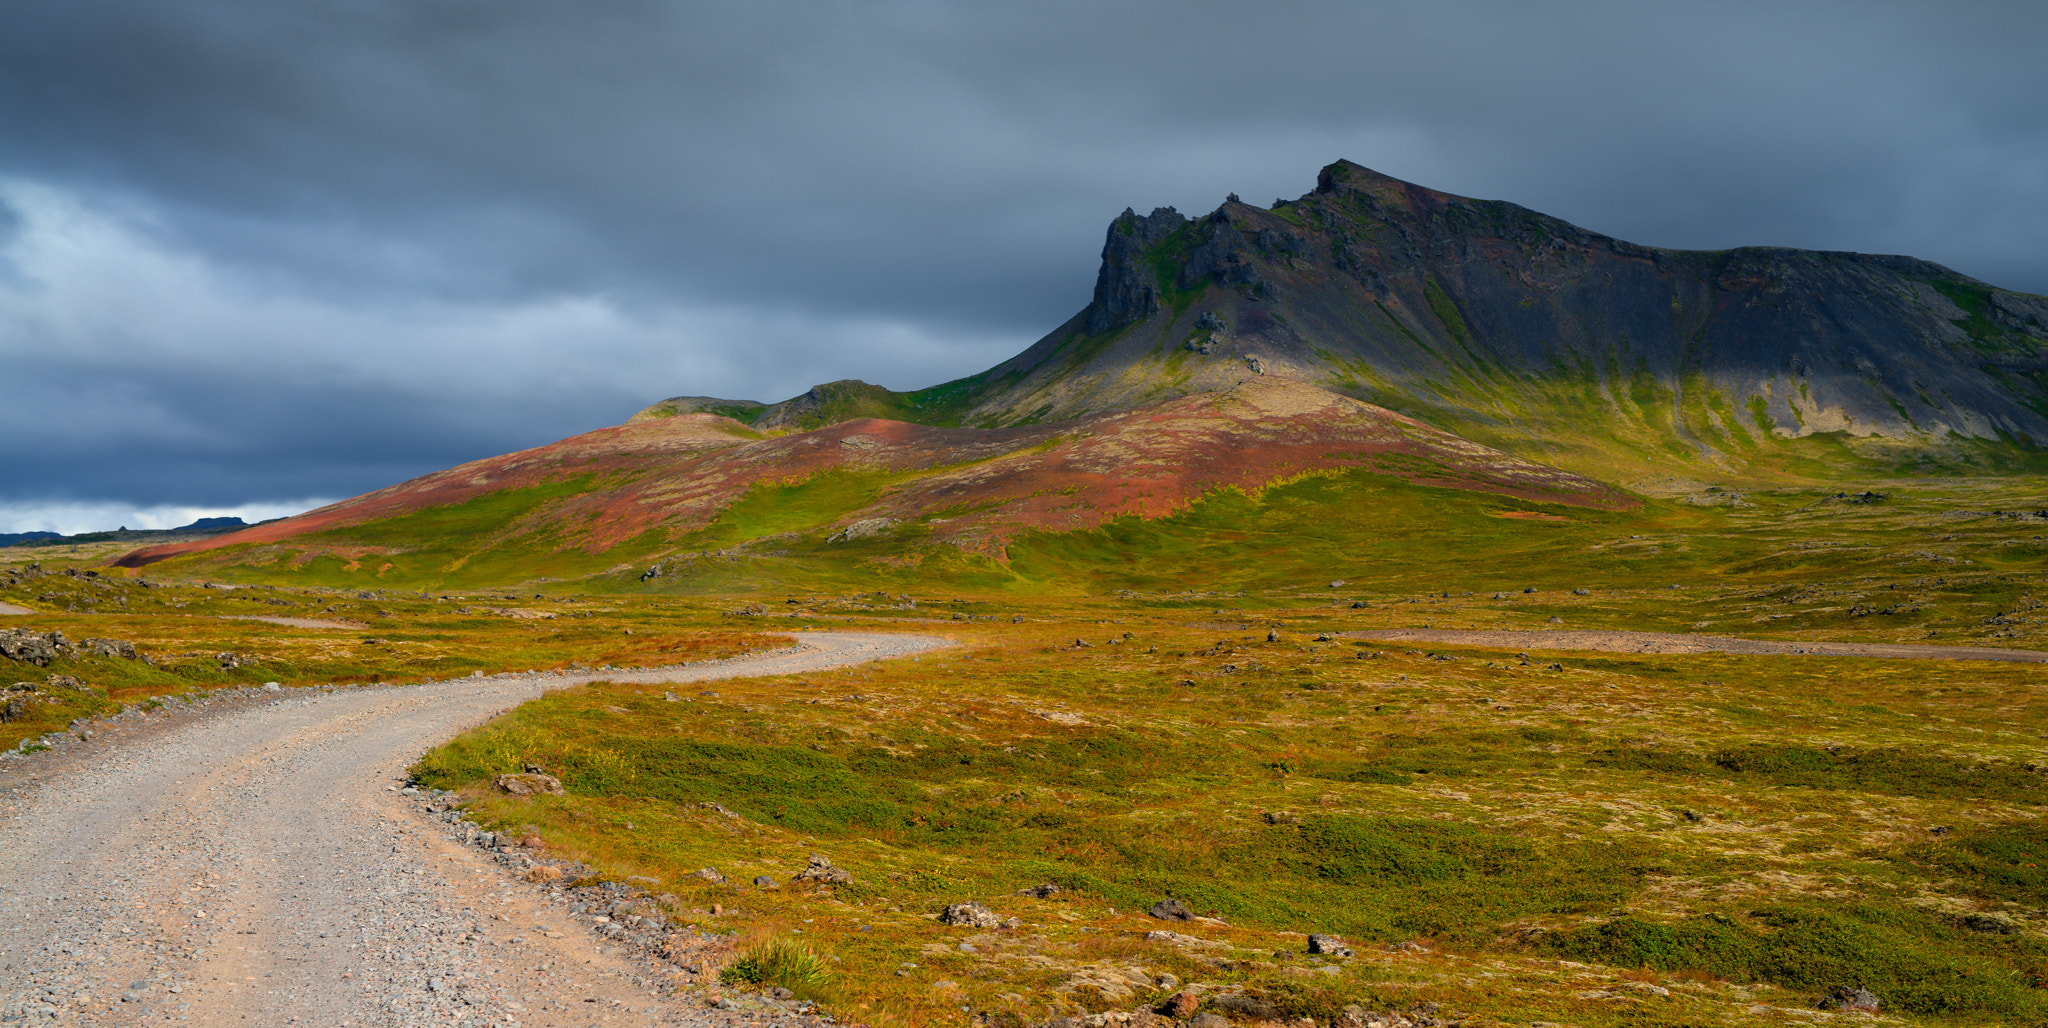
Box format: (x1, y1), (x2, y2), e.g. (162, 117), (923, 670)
(0, 630), (946, 1026)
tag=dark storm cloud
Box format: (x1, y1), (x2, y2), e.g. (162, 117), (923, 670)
(3, 0), (2046, 530)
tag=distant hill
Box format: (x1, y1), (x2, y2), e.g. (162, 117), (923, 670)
(10, 517), (252, 548)
(643, 161), (2048, 484)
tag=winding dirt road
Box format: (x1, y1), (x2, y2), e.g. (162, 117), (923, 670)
(0, 630), (948, 1027)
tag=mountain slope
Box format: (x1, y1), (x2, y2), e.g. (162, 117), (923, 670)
(645, 161), (2048, 482)
(115, 380), (1626, 583)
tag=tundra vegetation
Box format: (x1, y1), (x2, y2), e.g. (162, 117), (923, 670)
(5, 472), (2046, 1027)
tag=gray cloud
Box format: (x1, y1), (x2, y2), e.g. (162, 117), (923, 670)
(3, 0), (2045, 529)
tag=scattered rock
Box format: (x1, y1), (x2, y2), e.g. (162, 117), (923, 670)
(827, 518), (898, 543)
(1189, 1014), (1230, 1028)
(1959, 913), (2017, 935)
(1818, 986), (1880, 1013)
(1262, 811), (1299, 825)
(1307, 933), (1353, 957)
(940, 901), (1003, 928)
(1015, 882), (1061, 898)
(524, 866), (563, 883)
(1148, 897), (1195, 921)
(2, 683), (56, 722)
(767, 986), (795, 1000)
(701, 802), (743, 819)
(81, 637), (141, 660)
(0, 629), (70, 666)
(752, 875), (778, 889)
(1572, 588), (1591, 596)
(792, 852), (855, 885)
(689, 868), (730, 885)
(493, 772), (567, 797)
(216, 651), (252, 669)
(1212, 994), (1279, 1020)
(1266, 630), (1280, 642)
(1143, 929), (1227, 951)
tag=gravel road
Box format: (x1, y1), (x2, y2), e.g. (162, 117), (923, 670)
(0, 630), (947, 1027)
(1347, 627), (2048, 662)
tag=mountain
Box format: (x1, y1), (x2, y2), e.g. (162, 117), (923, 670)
(645, 161), (2048, 483)
(109, 160), (2048, 589)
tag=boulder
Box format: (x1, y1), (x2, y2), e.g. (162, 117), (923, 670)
(1818, 986), (1880, 1013)
(493, 772), (567, 797)
(688, 867), (729, 885)
(1148, 897), (1194, 921)
(792, 852), (854, 885)
(1307, 933), (1353, 957)
(82, 638), (140, 660)
(0, 629), (70, 666)
(940, 901), (1003, 928)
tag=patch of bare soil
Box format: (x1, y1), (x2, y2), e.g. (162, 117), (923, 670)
(0, 601), (33, 615)
(1347, 628), (2048, 662)
(224, 614), (369, 629)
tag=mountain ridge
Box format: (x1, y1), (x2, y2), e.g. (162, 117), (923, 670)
(642, 161), (2048, 481)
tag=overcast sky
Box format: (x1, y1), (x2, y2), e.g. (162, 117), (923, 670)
(4, 0), (2045, 533)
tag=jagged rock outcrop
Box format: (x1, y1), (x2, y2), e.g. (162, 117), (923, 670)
(695, 160), (2047, 480)
(954, 161), (2048, 471)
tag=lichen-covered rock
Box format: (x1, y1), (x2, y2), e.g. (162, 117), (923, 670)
(792, 852), (854, 885)
(940, 901), (1002, 928)
(0, 629), (70, 666)
(493, 772), (566, 797)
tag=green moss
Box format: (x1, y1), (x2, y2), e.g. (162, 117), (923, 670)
(1551, 905), (2048, 1016)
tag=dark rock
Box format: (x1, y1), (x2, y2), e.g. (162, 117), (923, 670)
(1148, 897), (1195, 921)
(1014, 882), (1061, 898)
(1211, 994), (1279, 1020)
(1262, 811), (1299, 825)
(1818, 986), (1880, 1012)
(1959, 913), (2017, 935)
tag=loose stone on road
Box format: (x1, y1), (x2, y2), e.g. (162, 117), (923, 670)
(0, 630), (948, 1026)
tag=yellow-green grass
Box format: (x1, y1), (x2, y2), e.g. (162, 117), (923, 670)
(0, 568), (785, 751)
(418, 614), (2048, 1026)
